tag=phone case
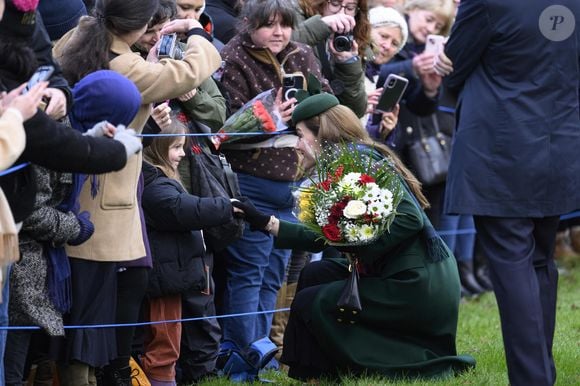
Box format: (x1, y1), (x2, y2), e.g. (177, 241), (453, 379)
(282, 72), (306, 101)
(425, 34), (445, 54)
(24, 65), (55, 94)
(376, 74), (408, 113)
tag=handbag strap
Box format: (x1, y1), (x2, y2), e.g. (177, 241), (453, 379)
(218, 153), (239, 197)
(430, 113), (442, 135)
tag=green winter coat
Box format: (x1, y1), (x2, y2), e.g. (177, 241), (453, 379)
(275, 185), (476, 379)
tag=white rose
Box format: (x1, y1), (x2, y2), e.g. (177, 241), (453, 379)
(343, 200), (367, 219)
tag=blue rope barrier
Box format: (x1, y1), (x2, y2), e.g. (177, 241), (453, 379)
(138, 131), (288, 137)
(0, 162), (29, 177)
(438, 106), (456, 114)
(0, 308), (291, 331)
(437, 228), (477, 236)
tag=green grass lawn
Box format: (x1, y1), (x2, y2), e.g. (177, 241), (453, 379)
(197, 263), (580, 385)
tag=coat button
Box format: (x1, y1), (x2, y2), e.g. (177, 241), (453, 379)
(337, 318), (343, 323)
(406, 126), (413, 134)
(339, 308), (345, 312)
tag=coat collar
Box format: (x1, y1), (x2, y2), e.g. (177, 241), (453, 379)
(239, 33), (300, 79)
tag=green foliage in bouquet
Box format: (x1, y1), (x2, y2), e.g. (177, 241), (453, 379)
(295, 143), (404, 245)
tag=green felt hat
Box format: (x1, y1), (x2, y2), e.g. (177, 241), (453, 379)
(291, 93), (340, 124)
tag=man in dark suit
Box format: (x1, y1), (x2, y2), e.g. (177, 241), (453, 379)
(435, 1), (580, 385)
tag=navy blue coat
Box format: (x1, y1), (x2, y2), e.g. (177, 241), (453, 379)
(443, 0), (580, 217)
(141, 162), (233, 297)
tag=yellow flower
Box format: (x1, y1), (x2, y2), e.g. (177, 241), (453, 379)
(298, 191), (314, 222)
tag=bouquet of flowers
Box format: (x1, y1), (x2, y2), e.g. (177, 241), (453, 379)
(295, 144), (403, 245)
(211, 89), (286, 149)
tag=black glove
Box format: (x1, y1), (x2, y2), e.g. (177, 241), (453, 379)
(231, 197), (271, 231)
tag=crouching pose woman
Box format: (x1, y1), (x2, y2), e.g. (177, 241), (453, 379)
(232, 92), (476, 382)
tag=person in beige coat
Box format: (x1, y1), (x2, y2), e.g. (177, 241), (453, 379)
(52, 0), (221, 384)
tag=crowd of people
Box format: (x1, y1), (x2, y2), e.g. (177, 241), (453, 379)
(0, 0), (578, 385)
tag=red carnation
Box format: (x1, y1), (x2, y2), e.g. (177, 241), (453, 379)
(334, 165), (344, 180)
(319, 179), (332, 191)
(359, 174), (375, 184)
(322, 224), (341, 242)
(329, 202), (344, 221)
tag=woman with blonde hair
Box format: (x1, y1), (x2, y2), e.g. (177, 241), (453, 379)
(232, 92), (476, 381)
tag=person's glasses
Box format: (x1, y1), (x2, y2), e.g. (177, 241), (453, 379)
(327, 0), (359, 16)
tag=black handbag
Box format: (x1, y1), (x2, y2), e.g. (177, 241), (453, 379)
(187, 147), (245, 252)
(407, 115), (452, 186)
(336, 254), (362, 323)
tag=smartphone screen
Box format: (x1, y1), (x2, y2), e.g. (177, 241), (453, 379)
(376, 74), (408, 113)
(23, 65), (54, 94)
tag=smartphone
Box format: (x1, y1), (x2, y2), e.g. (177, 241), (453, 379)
(376, 74), (408, 113)
(158, 33), (181, 59)
(282, 73), (305, 101)
(424, 34), (445, 55)
(23, 65), (54, 94)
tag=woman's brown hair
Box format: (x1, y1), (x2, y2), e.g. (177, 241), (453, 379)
(301, 104), (430, 208)
(298, 0), (371, 58)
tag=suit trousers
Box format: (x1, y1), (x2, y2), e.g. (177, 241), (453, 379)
(474, 216), (559, 386)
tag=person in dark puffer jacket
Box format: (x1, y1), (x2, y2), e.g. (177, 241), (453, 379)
(141, 121), (240, 386)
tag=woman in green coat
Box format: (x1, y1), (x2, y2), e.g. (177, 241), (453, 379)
(231, 92), (475, 381)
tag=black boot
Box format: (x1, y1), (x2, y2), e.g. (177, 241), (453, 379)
(102, 358), (132, 386)
(473, 250), (494, 291)
(460, 283), (473, 299)
(458, 261), (485, 295)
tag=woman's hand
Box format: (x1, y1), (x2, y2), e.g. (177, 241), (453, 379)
(329, 38), (359, 63)
(0, 81), (48, 121)
(366, 87), (383, 114)
(178, 88), (197, 102)
(379, 104), (399, 140)
(160, 18), (203, 35)
(43, 87), (67, 120)
(434, 51), (454, 76)
(152, 102), (172, 129)
(412, 52), (437, 76)
(275, 88), (297, 123)
(320, 14), (356, 34)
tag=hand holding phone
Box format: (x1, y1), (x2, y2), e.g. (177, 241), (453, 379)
(375, 74), (409, 113)
(282, 73), (305, 101)
(23, 65), (54, 95)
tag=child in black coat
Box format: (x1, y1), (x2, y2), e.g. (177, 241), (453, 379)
(141, 121), (241, 386)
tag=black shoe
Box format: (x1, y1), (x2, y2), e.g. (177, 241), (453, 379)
(460, 284), (473, 298)
(458, 261), (485, 295)
(474, 265), (493, 291)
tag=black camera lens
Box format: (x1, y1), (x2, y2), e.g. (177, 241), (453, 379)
(388, 78), (396, 87)
(333, 33), (353, 52)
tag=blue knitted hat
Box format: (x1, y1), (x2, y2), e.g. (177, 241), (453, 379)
(38, 0), (86, 41)
(70, 70), (142, 132)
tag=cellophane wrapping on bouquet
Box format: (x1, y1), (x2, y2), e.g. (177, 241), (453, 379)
(211, 89), (287, 149)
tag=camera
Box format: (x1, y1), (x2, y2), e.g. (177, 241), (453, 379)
(158, 33), (184, 60)
(282, 73), (305, 101)
(333, 32), (354, 52)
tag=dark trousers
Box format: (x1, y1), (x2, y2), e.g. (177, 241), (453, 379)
(178, 254), (221, 384)
(281, 260), (348, 381)
(474, 216), (559, 386)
